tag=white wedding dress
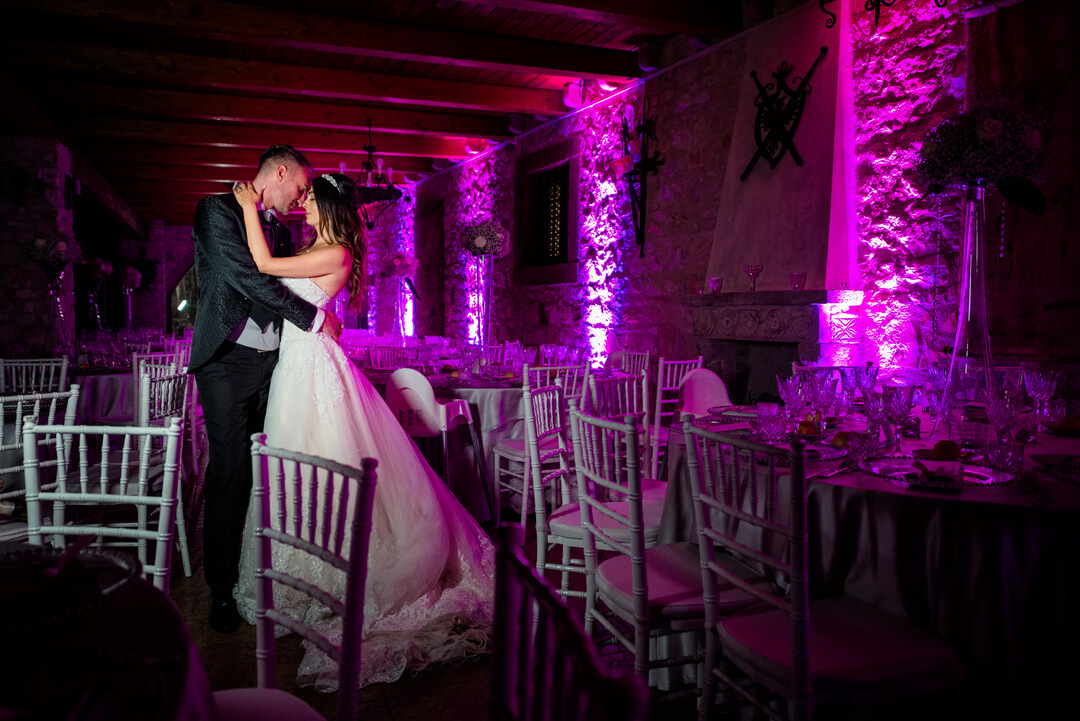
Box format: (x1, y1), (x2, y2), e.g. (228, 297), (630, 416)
(235, 277), (495, 690)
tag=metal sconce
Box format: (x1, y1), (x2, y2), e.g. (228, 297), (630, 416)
(820, 0), (949, 28)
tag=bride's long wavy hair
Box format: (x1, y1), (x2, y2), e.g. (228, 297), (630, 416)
(300, 173), (366, 310)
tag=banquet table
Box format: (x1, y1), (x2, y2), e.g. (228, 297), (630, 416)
(0, 545), (217, 720)
(657, 412), (1080, 697)
(359, 366), (527, 523)
(72, 367), (136, 425)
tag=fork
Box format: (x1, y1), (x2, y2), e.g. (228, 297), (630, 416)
(807, 457), (857, 481)
(1020, 471), (1050, 505)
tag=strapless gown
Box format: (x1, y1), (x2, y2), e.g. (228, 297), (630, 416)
(235, 277), (494, 689)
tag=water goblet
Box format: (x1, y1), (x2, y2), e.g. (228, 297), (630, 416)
(837, 367), (859, 417)
(757, 402), (783, 442)
(742, 264), (764, 291)
(983, 388), (1019, 443)
(1022, 364), (1059, 429)
(855, 364), (879, 393)
(809, 374), (838, 421)
(789, 272), (807, 290)
(861, 390), (889, 446)
(883, 385), (916, 454)
(846, 431), (877, 469)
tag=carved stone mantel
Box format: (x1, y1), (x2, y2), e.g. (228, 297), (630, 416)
(686, 290), (827, 342)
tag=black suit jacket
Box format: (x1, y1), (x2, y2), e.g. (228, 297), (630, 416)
(187, 193), (317, 373)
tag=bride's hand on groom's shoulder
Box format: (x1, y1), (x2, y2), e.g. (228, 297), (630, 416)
(232, 181), (262, 210)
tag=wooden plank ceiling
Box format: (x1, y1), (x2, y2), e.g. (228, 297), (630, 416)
(0, 0), (740, 229)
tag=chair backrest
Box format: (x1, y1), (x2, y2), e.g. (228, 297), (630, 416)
(0, 357), (69, 394)
(248, 436), (377, 721)
(385, 367), (443, 436)
(525, 364), (590, 409)
(524, 381), (574, 518)
(0, 386), (81, 532)
(132, 350), (184, 415)
(491, 524), (648, 721)
(138, 372), (190, 427)
(677, 368), (731, 419)
(621, 351), (650, 377)
(683, 423), (809, 715)
(163, 337), (193, 367)
(22, 417), (185, 592)
(586, 371), (650, 422)
(654, 356), (704, 420)
(370, 345), (409, 369)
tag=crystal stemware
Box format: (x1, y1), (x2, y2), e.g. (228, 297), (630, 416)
(883, 385), (916, 454)
(808, 374), (838, 421)
(741, 264), (764, 291)
(854, 364), (878, 394)
(1022, 363), (1059, 429)
(862, 390), (889, 447)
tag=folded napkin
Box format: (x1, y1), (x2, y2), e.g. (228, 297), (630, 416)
(912, 459), (964, 483)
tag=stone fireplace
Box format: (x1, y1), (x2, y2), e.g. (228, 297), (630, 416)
(687, 290), (838, 405)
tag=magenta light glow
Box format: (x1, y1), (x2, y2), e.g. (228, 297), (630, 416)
(389, 195), (416, 336)
(453, 154), (508, 345)
(576, 98), (639, 367)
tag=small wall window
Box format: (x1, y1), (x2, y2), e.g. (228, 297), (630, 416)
(515, 141), (578, 285)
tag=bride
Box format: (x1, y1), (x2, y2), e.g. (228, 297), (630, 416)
(231, 173), (494, 689)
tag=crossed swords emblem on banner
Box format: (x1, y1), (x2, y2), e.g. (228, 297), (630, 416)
(740, 45), (829, 182)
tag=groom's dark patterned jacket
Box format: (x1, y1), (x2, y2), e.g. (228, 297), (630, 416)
(187, 193), (317, 374)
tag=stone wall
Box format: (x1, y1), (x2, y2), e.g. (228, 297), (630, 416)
(0, 137), (74, 357)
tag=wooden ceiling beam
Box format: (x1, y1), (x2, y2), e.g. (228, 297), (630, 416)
(93, 156), (437, 182)
(81, 142), (445, 174)
(464, 0), (740, 37)
(69, 118), (473, 159)
(20, 0), (641, 79)
(12, 40), (568, 115)
(37, 83), (512, 141)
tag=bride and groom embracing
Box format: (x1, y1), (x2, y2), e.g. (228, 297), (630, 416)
(188, 145), (494, 688)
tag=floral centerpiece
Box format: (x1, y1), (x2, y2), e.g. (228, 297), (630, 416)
(87, 257), (114, 280)
(122, 266), (142, 291)
(460, 218), (511, 258)
(916, 100), (1050, 215)
(379, 250), (418, 278)
(379, 249), (421, 300)
(27, 229), (82, 272)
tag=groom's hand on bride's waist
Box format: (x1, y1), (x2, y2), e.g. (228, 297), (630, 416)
(320, 311), (343, 342)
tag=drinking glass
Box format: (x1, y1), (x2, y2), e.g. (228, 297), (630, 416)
(708, 277), (723, 293)
(984, 388), (1019, 442)
(862, 390), (889, 446)
(855, 364), (878, 392)
(846, 431), (877, 468)
(776, 375), (806, 429)
(757, 402), (784, 442)
(809, 375), (838, 420)
(883, 385), (916, 454)
(1022, 364), (1059, 429)
(742, 264), (764, 291)
(835, 367), (858, 417)
(789, 272), (807, 290)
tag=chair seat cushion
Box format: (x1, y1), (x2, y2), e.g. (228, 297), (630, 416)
(718, 596), (964, 704)
(548, 500), (664, 547)
(596, 542), (704, 623)
(214, 687), (325, 721)
(492, 434), (561, 460)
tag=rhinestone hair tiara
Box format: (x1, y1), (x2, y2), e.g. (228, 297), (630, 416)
(321, 173), (347, 197)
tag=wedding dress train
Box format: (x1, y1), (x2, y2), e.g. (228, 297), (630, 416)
(235, 277), (495, 689)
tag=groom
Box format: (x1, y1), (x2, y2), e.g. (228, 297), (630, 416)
(188, 144), (341, 633)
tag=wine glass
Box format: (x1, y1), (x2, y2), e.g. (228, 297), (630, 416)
(838, 366), (860, 417)
(808, 374), (838, 421)
(1022, 363), (1059, 429)
(883, 385), (916, 454)
(855, 364), (878, 393)
(742, 264), (764, 291)
(862, 390), (889, 447)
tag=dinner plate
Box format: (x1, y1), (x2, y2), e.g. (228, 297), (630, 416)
(717, 405), (759, 418)
(911, 447), (976, 462)
(690, 417), (752, 432)
(861, 455), (1015, 490)
(1043, 422), (1080, 437)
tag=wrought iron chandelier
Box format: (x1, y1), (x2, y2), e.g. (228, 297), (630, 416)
(819, 0), (948, 29)
(354, 118), (409, 230)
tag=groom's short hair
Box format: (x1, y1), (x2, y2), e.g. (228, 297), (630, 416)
(258, 145), (313, 175)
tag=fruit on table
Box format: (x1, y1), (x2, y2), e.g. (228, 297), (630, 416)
(503, 371), (516, 379)
(441, 363), (456, 373)
(831, 431), (850, 449)
(797, 420), (820, 436)
(931, 440), (961, 461)
(449, 370), (460, 378)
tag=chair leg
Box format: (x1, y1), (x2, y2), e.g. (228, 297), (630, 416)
(465, 421), (497, 522)
(441, 430), (451, 484)
(174, 490), (193, 577)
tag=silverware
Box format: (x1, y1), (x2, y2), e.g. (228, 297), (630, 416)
(1020, 471), (1050, 505)
(807, 457), (857, 481)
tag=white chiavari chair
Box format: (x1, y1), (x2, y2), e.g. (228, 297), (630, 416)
(0, 357), (69, 394)
(23, 416), (184, 593)
(491, 524), (649, 721)
(649, 356), (703, 480)
(213, 439), (378, 721)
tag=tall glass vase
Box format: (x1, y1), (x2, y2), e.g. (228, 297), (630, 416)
(932, 180), (998, 446)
